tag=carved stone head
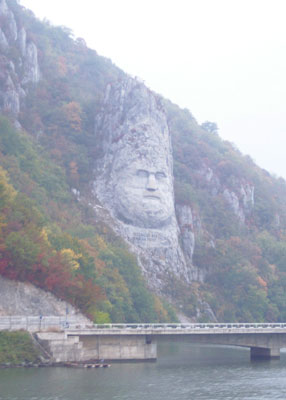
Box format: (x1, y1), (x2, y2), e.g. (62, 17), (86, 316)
(94, 78), (175, 229)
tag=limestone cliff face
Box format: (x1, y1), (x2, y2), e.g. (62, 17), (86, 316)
(0, 0), (40, 117)
(176, 205), (195, 263)
(0, 276), (89, 321)
(223, 184), (254, 224)
(198, 164), (255, 224)
(93, 78), (201, 293)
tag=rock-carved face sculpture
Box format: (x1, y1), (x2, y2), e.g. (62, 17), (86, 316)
(113, 154), (174, 229)
(95, 79), (175, 229)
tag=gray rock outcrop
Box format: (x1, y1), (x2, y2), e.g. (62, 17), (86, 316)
(18, 27), (26, 57)
(223, 188), (245, 223)
(0, 0), (40, 116)
(22, 41), (40, 85)
(198, 164), (255, 223)
(0, 28), (8, 51)
(176, 205), (195, 263)
(3, 74), (20, 114)
(222, 183), (254, 224)
(0, 275), (88, 321)
(93, 78), (201, 293)
(0, 0), (8, 16)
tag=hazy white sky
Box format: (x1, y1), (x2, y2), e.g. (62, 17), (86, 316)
(20, 0), (286, 178)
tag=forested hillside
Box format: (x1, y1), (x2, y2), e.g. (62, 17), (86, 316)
(0, 0), (176, 323)
(1, 0), (286, 323)
(167, 101), (286, 321)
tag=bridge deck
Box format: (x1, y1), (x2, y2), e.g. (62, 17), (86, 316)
(1, 318), (286, 334)
(2, 319), (286, 361)
(67, 323), (286, 335)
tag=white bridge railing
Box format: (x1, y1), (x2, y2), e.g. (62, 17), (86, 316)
(92, 323), (286, 330)
(0, 316), (86, 331)
(1, 318), (286, 332)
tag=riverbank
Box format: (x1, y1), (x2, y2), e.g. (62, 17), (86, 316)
(0, 331), (40, 366)
(0, 344), (285, 400)
(0, 331), (113, 368)
(0, 361), (111, 369)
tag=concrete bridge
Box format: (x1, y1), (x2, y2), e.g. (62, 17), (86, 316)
(2, 317), (286, 362)
(62, 322), (286, 361)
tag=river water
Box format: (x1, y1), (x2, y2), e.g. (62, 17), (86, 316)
(1, 343), (286, 400)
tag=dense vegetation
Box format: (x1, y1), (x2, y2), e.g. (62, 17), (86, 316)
(0, 116), (174, 322)
(0, 331), (39, 364)
(1, 0), (286, 323)
(166, 101), (286, 322)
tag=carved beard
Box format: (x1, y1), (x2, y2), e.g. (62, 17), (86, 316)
(116, 195), (173, 229)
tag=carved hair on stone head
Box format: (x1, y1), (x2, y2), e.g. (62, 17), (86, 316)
(96, 78), (172, 166)
(95, 78), (175, 229)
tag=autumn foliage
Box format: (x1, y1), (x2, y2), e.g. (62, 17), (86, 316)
(0, 165), (104, 319)
(0, 118), (173, 323)
(3, 0), (286, 324)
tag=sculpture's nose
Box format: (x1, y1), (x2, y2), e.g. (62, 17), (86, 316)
(146, 173), (158, 191)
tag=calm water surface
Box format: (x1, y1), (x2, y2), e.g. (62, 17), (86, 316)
(1, 343), (286, 400)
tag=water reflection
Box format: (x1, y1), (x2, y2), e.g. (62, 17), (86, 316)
(1, 344), (286, 400)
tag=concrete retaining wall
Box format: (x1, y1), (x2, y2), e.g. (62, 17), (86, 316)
(36, 332), (157, 362)
(0, 316), (91, 332)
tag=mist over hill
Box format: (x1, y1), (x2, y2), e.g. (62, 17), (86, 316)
(1, 0), (286, 323)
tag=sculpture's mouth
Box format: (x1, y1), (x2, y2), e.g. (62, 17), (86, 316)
(144, 195), (160, 201)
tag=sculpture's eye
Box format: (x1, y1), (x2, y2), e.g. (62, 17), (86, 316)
(155, 172), (166, 180)
(137, 169), (149, 178)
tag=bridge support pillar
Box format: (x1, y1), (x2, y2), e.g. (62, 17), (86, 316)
(76, 334), (157, 362)
(250, 347), (280, 360)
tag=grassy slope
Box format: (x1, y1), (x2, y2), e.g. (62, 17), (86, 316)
(0, 331), (39, 364)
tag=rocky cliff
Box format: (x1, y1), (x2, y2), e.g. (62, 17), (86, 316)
(1, 0), (286, 323)
(93, 78), (201, 296)
(197, 163), (255, 224)
(0, 0), (39, 118)
(0, 276), (89, 320)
